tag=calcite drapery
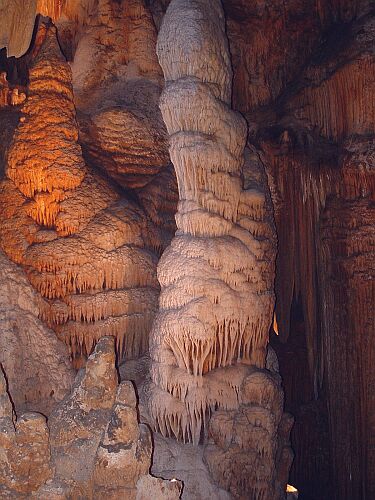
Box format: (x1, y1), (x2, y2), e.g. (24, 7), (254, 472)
(147, 0), (277, 444)
(224, 3), (375, 495)
(260, 12), (375, 497)
(0, 20), (161, 362)
(0, 0), (37, 58)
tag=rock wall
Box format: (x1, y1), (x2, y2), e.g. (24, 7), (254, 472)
(225, 1), (375, 497)
(67, 0), (171, 190)
(0, 250), (73, 416)
(318, 144), (374, 499)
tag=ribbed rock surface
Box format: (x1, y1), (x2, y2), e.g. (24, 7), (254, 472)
(148, 0), (277, 443)
(223, 2), (375, 497)
(204, 369), (294, 500)
(145, 1), (292, 498)
(318, 142), (375, 500)
(1, 1), (373, 499)
(0, 0), (37, 57)
(0, 21), (161, 363)
(68, 0), (171, 189)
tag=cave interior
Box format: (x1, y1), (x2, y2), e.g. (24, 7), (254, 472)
(0, 1), (374, 499)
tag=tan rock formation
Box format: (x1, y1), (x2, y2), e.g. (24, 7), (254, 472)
(143, 2), (295, 496)
(137, 475), (182, 500)
(147, 0), (277, 445)
(0, 249), (74, 416)
(0, 20), (162, 363)
(204, 369), (294, 499)
(0, 0), (37, 57)
(150, 432), (231, 500)
(66, 0), (171, 190)
(0, 336), (182, 499)
(9, 88), (26, 106)
(0, 368), (53, 498)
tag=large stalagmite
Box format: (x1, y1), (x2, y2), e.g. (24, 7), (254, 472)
(146, 0), (292, 497)
(0, 20), (162, 363)
(148, 0), (276, 443)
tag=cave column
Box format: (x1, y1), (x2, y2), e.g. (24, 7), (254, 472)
(147, 0), (292, 497)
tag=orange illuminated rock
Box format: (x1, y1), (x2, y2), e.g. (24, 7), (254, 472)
(0, 20), (162, 362)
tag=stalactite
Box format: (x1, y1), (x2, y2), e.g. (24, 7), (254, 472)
(262, 14), (375, 391)
(263, 119), (374, 500)
(36, 0), (65, 20)
(0, 0), (37, 58)
(228, 0), (320, 113)
(317, 138), (375, 499)
(0, 20), (161, 363)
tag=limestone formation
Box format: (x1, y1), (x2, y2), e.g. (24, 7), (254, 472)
(143, 1), (293, 497)
(0, 1), (373, 499)
(67, 0), (171, 190)
(0, 337), (182, 499)
(0, 0), (37, 57)
(0, 71), (10, 106)
(137, 476), (183, 500)
(0, 249), (74, 416)
(0, 72), (26, 108)
(257, 12), (375, 497)
(221, 2), (374, 496)
(150, 432), (231, 500)
(0, 367), (53, 498)
(0, 20), (162, 364)
(147, 0), (277, 445)
(204, 369), (294, 499)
